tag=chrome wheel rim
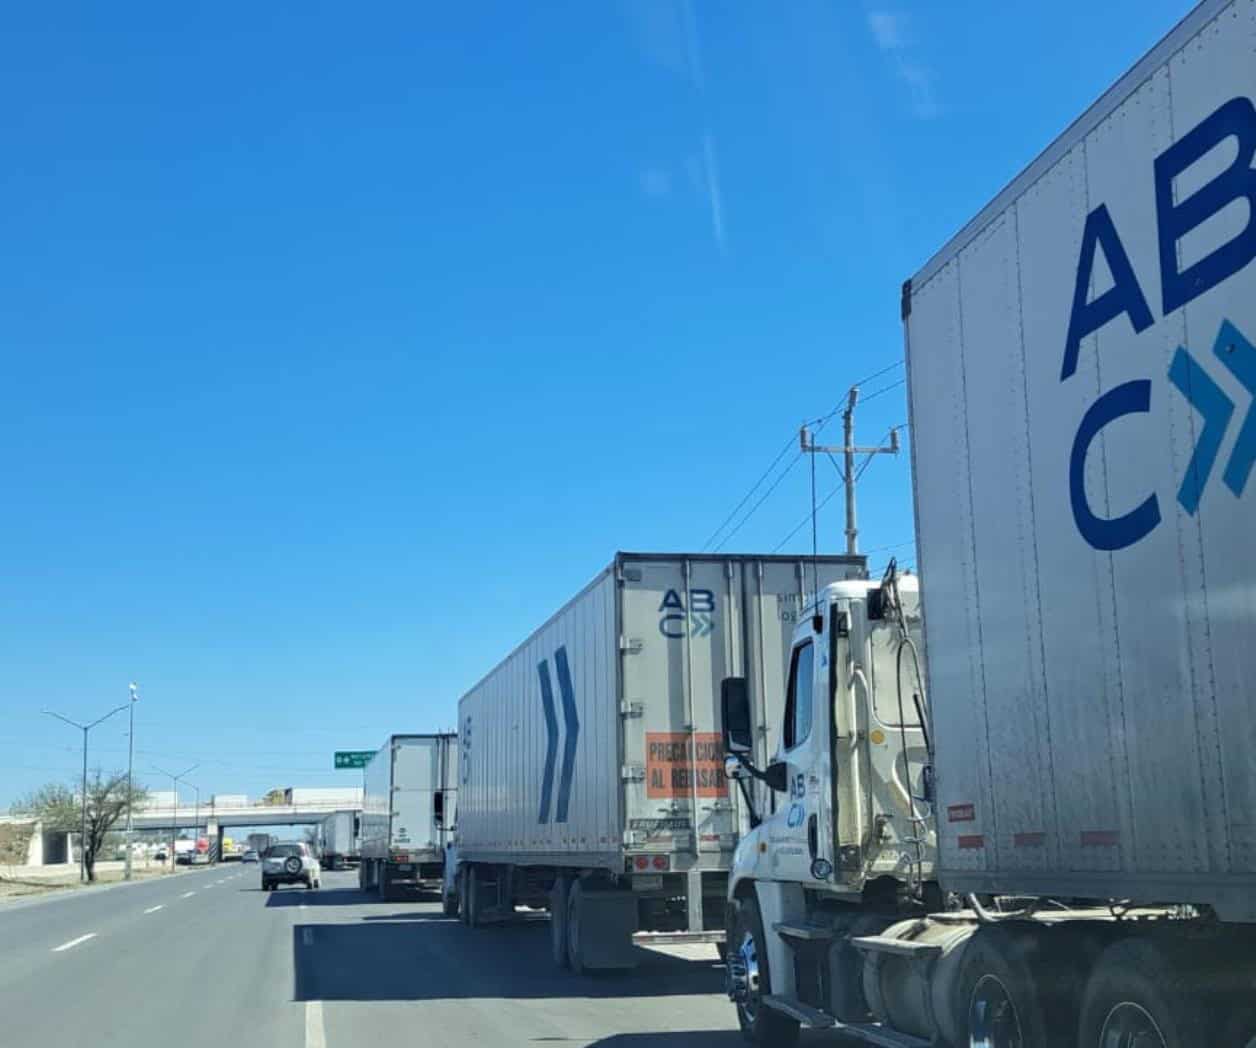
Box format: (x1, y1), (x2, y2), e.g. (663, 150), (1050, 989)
(969, 974), (1023, 1048)
(729, 929), (761, 1025)
(1098, 1002), (1167, 1048)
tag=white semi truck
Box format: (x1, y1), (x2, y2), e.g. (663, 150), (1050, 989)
(318, 810), (361, 870)
(359, 733), (457, 900)
(720, 3), (1256, 1045)
(450, 552), (866, 971)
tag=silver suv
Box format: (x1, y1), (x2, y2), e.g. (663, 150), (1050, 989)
(261, 842), (321, 891)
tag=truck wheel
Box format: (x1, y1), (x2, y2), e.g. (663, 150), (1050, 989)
(566, 879), (588, 974)
(1078, 938), (1205, 1048)
(550, 875), (571, 969)
(958, 926), (1052, 1048)
(465, 865), (482, 928)
(728, 895), (799, 1048)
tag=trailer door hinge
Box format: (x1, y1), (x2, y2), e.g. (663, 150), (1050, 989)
(620, 636), (643, 654)
(619, 701), (644, 718)
(621, 764), (646, 783)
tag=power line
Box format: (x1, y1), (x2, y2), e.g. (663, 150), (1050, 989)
(852, 359), (904, 388)
(858, 377), (906, 404)
(702, 408), (843, 555)
(712, 452), (804, 552)
(701, 432), (798, 552)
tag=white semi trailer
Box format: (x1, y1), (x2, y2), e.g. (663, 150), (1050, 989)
(721, 3), (1256, 1045)
(318, 810), (361, 870)
(359, 733), (457, 900)
(450, 551), (867, 972)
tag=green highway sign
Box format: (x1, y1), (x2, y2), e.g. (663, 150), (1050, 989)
(334, 750), (374, 770)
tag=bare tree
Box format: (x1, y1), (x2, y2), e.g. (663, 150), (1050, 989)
(13, 771), (148, 882)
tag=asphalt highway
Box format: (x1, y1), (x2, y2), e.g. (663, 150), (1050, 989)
(0, 866), (854, 1047)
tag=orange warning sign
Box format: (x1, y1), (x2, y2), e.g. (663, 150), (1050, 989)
(646, 732), (727, 798)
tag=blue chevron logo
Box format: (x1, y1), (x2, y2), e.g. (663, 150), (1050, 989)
(1169, 319), (1256, 515)
(537, 645), (579, 824)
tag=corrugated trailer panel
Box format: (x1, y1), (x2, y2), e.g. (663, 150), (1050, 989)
(457, 553), (867, 870)
(360, 740), (392, 864)
(905, 0), (1256, 915)
(460, 568), (619, 864)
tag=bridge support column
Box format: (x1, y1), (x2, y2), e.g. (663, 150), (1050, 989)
(205, 818), (220, 862)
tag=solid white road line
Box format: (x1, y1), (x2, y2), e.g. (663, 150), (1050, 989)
(305, 1000), (326, 1048)
(144, 905), (164, 914)
(52, 933), (96, 953)
(181, 891), (196, 898)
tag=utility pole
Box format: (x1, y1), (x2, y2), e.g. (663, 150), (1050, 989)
(800, 386), (900, 556)
(42, 704), (128, 883)
(125, 683), (138, 881)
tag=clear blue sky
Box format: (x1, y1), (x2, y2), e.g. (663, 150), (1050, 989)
(1, 1), (1187, 807)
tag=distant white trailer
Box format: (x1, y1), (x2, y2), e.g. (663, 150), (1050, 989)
(359, 734), (457, 900)
(284, 786), (364, 806)
(318, 810), (361, 870)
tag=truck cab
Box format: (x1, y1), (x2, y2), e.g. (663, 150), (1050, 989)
(722, 572), (939, 1044)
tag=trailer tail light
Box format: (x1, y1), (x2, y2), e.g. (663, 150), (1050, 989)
(392, 853), (410, 864)
(651, 855), (669, 871)
(634, 856), (649, 870)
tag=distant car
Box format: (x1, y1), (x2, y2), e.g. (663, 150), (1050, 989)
(154, 850), (167, 862)
(241, 849), (258, 863)
(261, 842), (320, 891)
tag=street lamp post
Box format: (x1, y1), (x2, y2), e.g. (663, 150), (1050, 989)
(125, 683), (138, 881)
(191, 785), (200, 861)
(150, 763), (199, 873)
(42, 704), (129, 883)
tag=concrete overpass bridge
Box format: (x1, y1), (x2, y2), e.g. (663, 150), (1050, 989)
(2, 795), (364, 866)
(130, 799), (361, 832)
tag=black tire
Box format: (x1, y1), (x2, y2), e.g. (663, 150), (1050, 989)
(728, 895), (799, 1048)
(284, 856), (302, 876)
(957, 926), (1053, 1048)
(261, 879), (271, 891)
(377, 865), (393, 902)
(465, 865), (481, 928)
(1079, 938), (1207, 1048)
(551, 876), (571, 969)
(566, 879), (588, 974)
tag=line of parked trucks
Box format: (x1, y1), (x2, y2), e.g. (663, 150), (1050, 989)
(355, 5), (1255, 1044)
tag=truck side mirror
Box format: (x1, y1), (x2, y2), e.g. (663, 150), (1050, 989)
(764, 760), (789, 793)
(721, 677), (754, 755)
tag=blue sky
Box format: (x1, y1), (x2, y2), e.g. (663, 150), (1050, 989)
(1, 1), (1187, 807)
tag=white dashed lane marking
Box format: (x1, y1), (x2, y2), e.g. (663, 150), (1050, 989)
(305, 1000), (326, 1048)
(52, 934), (96, 953)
